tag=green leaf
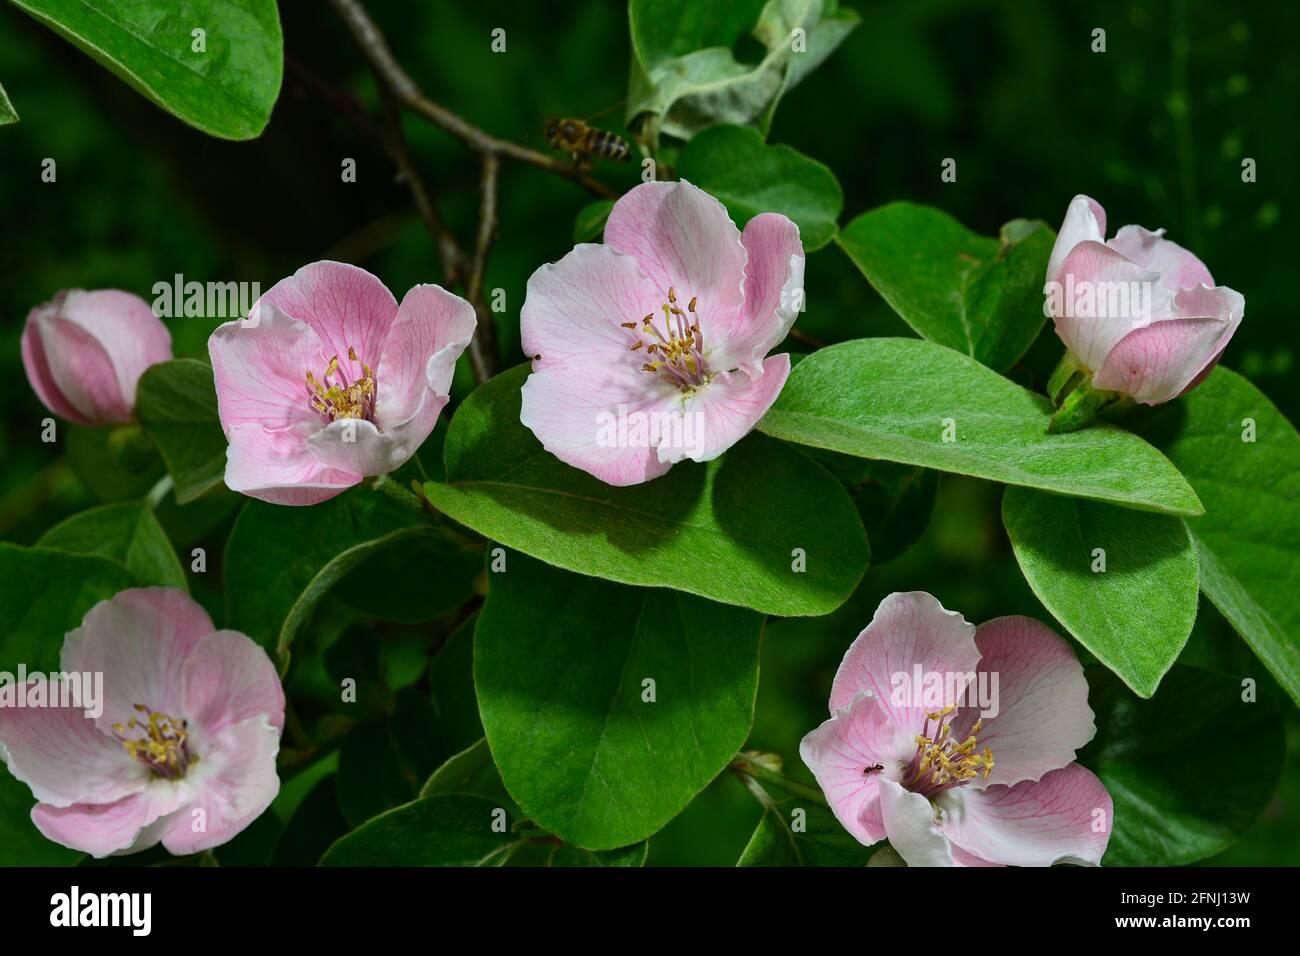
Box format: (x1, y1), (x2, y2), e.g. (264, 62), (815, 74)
(0, 544), (135, 672)
(336, 535), (479, 624)
(1133, 368), (1300, 708)
(224, 486), (444, 663)
(1079, 666), (1284, 866)
(678, 124), (842, 251)
(572, 199), (614, 243)
(807, 452), (935, 564)
(0, 81), (18, 124)
(9, 0), (282, 140)
(1002, 487), (1199, 697)
(551, 842), (649, 866)
(628, 0), (858, 141)
(475, 554), (761, 849)
(424, 364), (869, 616)
(759, 338), (1203, 516)
(734, 759), (877, 866)
(135, 359), (227, 504)
(837, 203), (1055, 372)
(420, 738), (515, 811)
(429, 616), (485, 755)
(319, 793), (516, 866)
(0, 773), (80, 866)
(37, 501), (187, 591)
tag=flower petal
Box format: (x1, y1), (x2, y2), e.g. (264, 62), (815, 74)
(1093, 315), (1237, 405)
(260, 260), (398, 379)
(520, 243), (665, 371)
(1045, 195), (1107, 286)
(937, 763), (1112, 867)
(160, 715), (281, 855)
(209, 303), (325, 431)
(0, 698), (143, 807)
(377, 283), (476, 428)
(61, 587), (216, 736)
(519, 361), (677, 486)
(947, 616), (1095, 788)
(603, 180), (748, 339)
(799, 695), (908, 847)
(659, 353), (790, 464)
(307, 417), (425, 478)
(182, 630), (285, 738)
(21, 309), (97, 425)
(26, 312), (131, 424)
(1107, 224), (1214, 291)
(32, 784), (191, 859)
(828, 592), (981, 730)
(710, 213), (804, 374)
(878, 777), (953, 866)
(224, 421), (360, 506)
(1050, 239), (1173, 371)
(56, 290), (172, 407)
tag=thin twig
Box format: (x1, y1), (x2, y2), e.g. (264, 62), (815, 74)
(328, 0), (617, 200)
(378, 85), (465, 287)
(465, 153), (500, 380)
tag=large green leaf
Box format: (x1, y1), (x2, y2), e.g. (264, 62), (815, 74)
(0, 544), (135, 672)
(627, 0), (858, 141)
(135, 359), (228, 504)
(1079, 666), (1284, 866)
(224, 487), (459, 664)
(475, 554), (762, 849)
(551, 842), (649, 866)
(1002, 487), (1199, 697)
(736, 772), (876, 866)
(678, 124), (842, 251)
(837, 203), (1054, 372)
(758, 338), (1202, 516)
(9, 0), (282, 140)
(319, 793), (517, 866)
(37, 501), (187, 591)
(423, 364), (869, 616)
(0, 81), (17, 124)
(1133, 368), (1300, 708)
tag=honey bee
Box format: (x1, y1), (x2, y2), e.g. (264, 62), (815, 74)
(543, 117), (632, 167)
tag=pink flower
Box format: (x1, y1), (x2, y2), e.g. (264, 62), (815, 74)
(800, 592), (1112, 867)
(208, 261), (475, 506)
(1044, 194), (1244, 404)
(21, 289), (172, 426)
(0, 588), (284, 858)
(519, 180), (804, 485)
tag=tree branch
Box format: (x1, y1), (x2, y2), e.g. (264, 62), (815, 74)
(328, 0), (617, 199)
(465, 153), (500, 381)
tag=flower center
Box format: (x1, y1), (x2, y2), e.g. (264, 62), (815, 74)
(305, 346), (376, 423)
(112, 704), (196, 780)
(903, 704), (994, 796)
(622, 286), (710, 392)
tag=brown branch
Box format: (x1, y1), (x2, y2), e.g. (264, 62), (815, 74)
(378, 85), (465, 288)
(328, 0), (617, 200)
(465, 153), (500, 381)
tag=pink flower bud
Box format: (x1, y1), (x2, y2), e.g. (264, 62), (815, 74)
(1044, 195), (1244, 405)
(21, 289), (173, 425)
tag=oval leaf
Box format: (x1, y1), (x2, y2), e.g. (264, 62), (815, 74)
(1002, 486), (1199, 697)
(320, 793), (516, 867)
(758, 338), (1203, 516)
(1079, 666), (1284, 866)
(424, 364), (869, 616)
(37, 501), (187, 591)
(11, 0), (282, 140)
(136, 359), (228, 504)
(838, 203), (1054, 371)
(475, 553), (761, 849)
(679, 124), (843, 251)
(1134, 368), (1300, 708)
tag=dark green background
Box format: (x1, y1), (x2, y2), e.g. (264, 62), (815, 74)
(0, 0), (1294, 865)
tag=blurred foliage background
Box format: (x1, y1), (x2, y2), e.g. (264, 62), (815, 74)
(0, 0), (1295, 865)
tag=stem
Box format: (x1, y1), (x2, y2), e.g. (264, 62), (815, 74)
(371, 472), (427, 515)
(1048, 378), (1124, 434)
(1046, 350), (1086, 406)
(465, 153), (501, 382)
(731, 751), (829, 807)
(145, 474), (174, 510)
